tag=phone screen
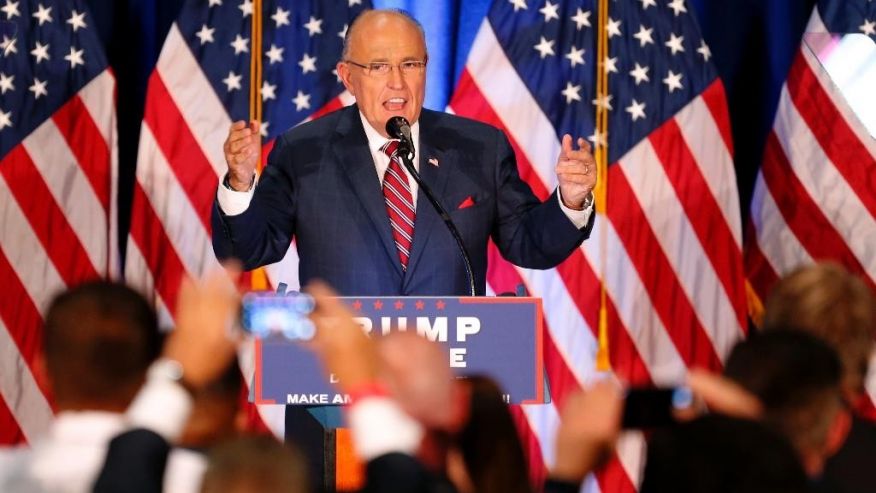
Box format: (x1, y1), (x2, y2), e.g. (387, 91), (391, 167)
(621, 386), (693, 428)
(240, 292), (316, 340)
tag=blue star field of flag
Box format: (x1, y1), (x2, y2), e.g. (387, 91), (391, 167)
(175, 0), (369, 141)
(818, 0), (876, 39)
(489, 0), (717, 163)
(0, 0), (107, 157)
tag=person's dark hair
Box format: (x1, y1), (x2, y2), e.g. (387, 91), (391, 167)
(43, 280), (162, 410)
(200, 435), (309, 493)
(723, 329), (843, 458)
(641, 415), (810, 493)
(342, 8), (428, 61)
(762, 262), (876, 397)
(452, 375), (534, 493)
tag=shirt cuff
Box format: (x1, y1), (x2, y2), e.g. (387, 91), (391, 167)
(126, 368), (193, 443)
(557, 188), (594, 229)
(216, 173), (257, 216)
(347, 396), (424, 461)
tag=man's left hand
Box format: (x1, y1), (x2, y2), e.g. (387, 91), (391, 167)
(556, 134), (597, 210)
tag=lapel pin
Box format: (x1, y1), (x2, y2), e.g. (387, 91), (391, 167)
(428, 157), (439, 167)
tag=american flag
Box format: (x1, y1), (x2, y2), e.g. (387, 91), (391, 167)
(0, 0), (117, 444)
(449, 0), (747, 490)
(745, 0), (876, 419)
(124, 0), (368, 433)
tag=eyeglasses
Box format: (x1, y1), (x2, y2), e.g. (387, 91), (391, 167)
(344, 59), (427, 76)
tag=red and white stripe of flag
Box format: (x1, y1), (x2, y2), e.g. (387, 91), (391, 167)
(0, 70), (118, 444)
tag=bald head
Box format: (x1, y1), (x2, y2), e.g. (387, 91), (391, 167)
(342, 9), (427, 61)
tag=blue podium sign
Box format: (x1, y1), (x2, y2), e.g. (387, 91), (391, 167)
(253, 296), (545, 405)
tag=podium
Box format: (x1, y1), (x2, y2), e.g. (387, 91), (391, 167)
(249, 295), (547, 491)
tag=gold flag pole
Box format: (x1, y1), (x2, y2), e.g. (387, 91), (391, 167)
(249, 0), (268, 291)
(594, 0), (611, 372)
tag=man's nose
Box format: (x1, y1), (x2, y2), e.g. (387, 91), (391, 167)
(386, 66), (406, 89)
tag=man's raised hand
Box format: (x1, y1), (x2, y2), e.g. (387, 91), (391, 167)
(222, 120), (260, 191)
(555, 134), (597, 210)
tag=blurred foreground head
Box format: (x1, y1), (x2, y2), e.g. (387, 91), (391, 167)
(43, 280), (162, 411)
(641, 414), (809, 493)
(763, 262), (876, 398)
(200, 435), (309, 493)
(724, 330), (847, 476)
(448, 375), (532, 493)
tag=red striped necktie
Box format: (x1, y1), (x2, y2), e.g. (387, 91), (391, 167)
(380, 140), (416, 271)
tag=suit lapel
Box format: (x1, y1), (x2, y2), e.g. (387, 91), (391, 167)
(333, 106), (404, 279)
(403, 113), (452, 287)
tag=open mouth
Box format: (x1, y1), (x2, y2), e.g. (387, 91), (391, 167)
(383, 97), (407, 111)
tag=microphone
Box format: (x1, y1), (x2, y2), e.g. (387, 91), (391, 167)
(386, 116), (415, 161)
(384, 117), (477, 297)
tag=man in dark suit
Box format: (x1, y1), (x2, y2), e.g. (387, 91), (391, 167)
(212, 9), (597, 296)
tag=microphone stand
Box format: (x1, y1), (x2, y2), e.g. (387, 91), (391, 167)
(395, 144), (477, 297)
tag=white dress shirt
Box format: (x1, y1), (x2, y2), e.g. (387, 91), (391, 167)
(0, 411), (126, 493)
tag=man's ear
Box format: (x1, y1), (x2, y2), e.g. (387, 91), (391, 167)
(33, 352), (54, 399)
(825, 407), (852, 457)
(336, 62), (355, 96)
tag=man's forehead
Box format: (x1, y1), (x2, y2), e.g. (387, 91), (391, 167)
(348, 13), (426, 59)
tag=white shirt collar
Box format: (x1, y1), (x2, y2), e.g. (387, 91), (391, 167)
(358, 111), (420, 158)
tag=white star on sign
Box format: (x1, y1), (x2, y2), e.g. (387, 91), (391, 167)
(304, 16), (323, 36)
(571, 8), (591, 30)
(292, 90), (311, 111)
(230, 34), (248, 54)
(32, 3), (52, 25)
(533, 36), (555, 58)
(565, 45), (585, 67)
(629, 62), (650, 85)
(633, 25), (654, 47)
(238, 0), (253, 18)
(29, 78), (47, 99)
(606, 17), (622, 38)
(697, 40), (712, 61)
(663, 69), (683, 93)
(561, 82), (581, 104)
(626, 99), (646, 121)
(272, 6), (290, 27)
(667, 0), (687, 16)
(665, 33), (684, 55)
(0, 109), (11, 131)
(1, 0), (19, 19)
(1, 35), (16, 56)
(208, 0), (222, 6)
(299, 53), (317, 74)
(540, 1), (560, 22)
(0, 72), (14, 94)
(195, 24), (215, 45)
(31, 41), (50, 64)
(592, 94), (613, 110)
(604, 56), (618, 74)
(260, 121), (270, 137)
(349, 0), (362, 5)
(67, 9), (87, 31)
(860, 19), (875, 36)
(223, 71), (242, 92)
(509, 0), (528, 12)
(639, 0), (657, 8)
(262, 81), (276, 101)
(64, 46), (84, 68)
(265, 44), (284, 64)
(338, 24), (348, 39)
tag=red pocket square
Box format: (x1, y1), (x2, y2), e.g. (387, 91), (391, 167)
(457, 196), (475, 209)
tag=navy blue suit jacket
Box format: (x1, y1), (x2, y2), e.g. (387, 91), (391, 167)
(212, 104), (593, 296)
